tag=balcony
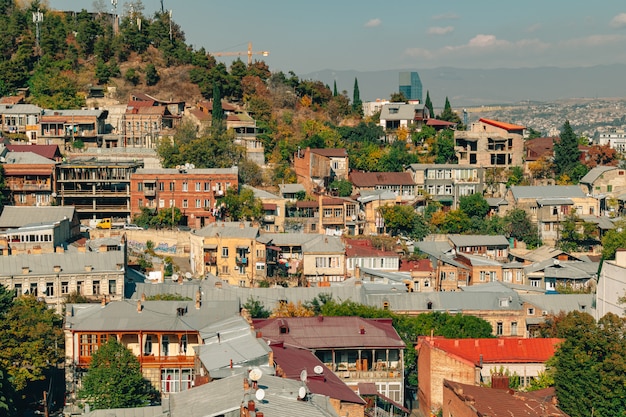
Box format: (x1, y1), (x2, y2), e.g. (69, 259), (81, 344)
(236, 256), (248, 265)
(143, 189), (156, 197)
(263, 215), (275, 223)
(7, 181), (51, 191)
(204, 253), (217, 265)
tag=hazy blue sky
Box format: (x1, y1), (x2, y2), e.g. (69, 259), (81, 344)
(48, 0), (626, 74)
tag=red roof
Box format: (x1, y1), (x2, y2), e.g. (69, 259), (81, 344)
(6, 144), (61, 160)
(296, 201), (319, 209)
(420, 337), (562, 365)
(253, 317), (405, 349)
(197, 99), (237, 112)
(309, 148), (348, 158)
(444, 381), (568, 417)
(479, 118), (525, 131)
(525, 137), (555, 161)
(399, 259), (433, 272)
(270, 343), (365, 405)
(350, 171), (415, 187)
(345, 238), (398, 259)
(426, 119), (456, 127)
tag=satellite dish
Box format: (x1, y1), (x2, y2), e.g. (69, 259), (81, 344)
(351, 214), (357, 221)
(299, 369), (307, 382)
(255, 388), (266, 401)
(51, 192), (57, 198)
(249, 367), (263, 382)
(185, 272), (192, 280)
(298, 386), (307, 399)
(313, 365), (324, 375)
(171, 273), (179, 282)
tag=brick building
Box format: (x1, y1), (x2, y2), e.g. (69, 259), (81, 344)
(454, 118), (524, 168)
(129, 166), (238, 229)
(294, 147), (349, 194)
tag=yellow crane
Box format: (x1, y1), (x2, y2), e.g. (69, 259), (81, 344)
(211, 42), (269, 66)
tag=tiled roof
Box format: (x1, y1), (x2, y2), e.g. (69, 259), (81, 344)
(479, 118), (525, 131)
(350, 171), (415, 187)
(253, 317), (405, 349)
(421, 337), (562, 365)
(444, 380), (568, 417)
(399, 258), (433, 272)
(345, 238), (398, 258)
(426, 119), (456, 127)
(525, 137), (554, 161)
(270, 343), (365, 404)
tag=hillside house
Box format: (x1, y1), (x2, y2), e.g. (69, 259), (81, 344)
(454, 118), (524, 168)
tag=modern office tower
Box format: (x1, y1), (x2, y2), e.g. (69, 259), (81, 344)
(399, 71), (422, 102)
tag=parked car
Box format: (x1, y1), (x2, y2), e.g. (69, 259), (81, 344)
(123, 223), (144, 230)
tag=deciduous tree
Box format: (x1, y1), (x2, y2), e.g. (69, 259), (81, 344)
(79, 339), (159, 410)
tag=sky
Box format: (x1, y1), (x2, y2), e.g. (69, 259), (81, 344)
(47, 0), (626, 75)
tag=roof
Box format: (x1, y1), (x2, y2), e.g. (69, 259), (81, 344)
(4, 151), (56, 165)
(380, 103), (426, 121)
(0, 206), (76, 228)
(579, 165), (618, 184)
(168, 374), (339, 417)
(350, 171), (415, 187)
(279, 183), (305, 194)
(134, 167), (238, 176)
(524, 137), (554, 161)
(66, 299), (240, 333)
(510, 185), (586, 200)
(270, 343), (365, 404)
(426, 119), (456, 127)
(0, 103), (41, 114)
(6, 144), (61, 160)
(537, 198), (573, 206)
(479, 118), (525, 131)
(420, 337), (562, 365)
(0, 251), (124, 277)
(399, 258), (433, 272)
(82, 406), (165, 417)
(345, 238), (399, 259)
(448, 234), (509, 247)
(243, 184), (282, 200)
(253, 317), (405, 349)
(485, 197), (508, 207)
(193, 222), (260, 240)
(444, 380), (568, 417)
(520, 294), (594, 315)
(302, 235), (345, 253)
(309, 148), (348, 158)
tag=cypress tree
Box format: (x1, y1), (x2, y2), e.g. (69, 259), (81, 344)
(212, 82), (224, 133)
(333, 80), (338, 97)
(425, 90), (434, 118)
(352, 77), (363, 116)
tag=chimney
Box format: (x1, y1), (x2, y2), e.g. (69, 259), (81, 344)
(256, 331), (262, 338)
(99, 245), (107, 252)
(355, 279), (362, 286)
(491, 373), (510, 390)
(247, 400), (255, 412)
(22, 266), (29, 275)
(195, 289), (201, 309)
(101, 297), (106, 307)
(359, 326), (365, 334)
(56, 246), (65, 253)
(243, 378), (250, 390)
(239, 222), (245, 229)
(178, 274), (183, 284)
(53, 265), (61, 273)
(256, 412), (264, 417)
(137, 300), (142, 313)
(215, 281), (222, 289)
(318, 315), (324, 322)
(76, 246), (86, 253)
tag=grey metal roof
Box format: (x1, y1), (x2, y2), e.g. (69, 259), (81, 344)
(461, 254), (504, 266)
(195, 316), (272, 374)
(380, 102), (425, 121)
(0, 206), (76, 228)
(66, 299), (240, 332)
(243, 184), (282, 200)
(581, 215), (615, 230)
(579, 166), (617, 185)
(537, 198), (573, 206)
(302, 235), (345, 253)
(485, 197), (508, 207)
(83, 406), (166, 417)
(278, 183), (305, 194)
(257, 232), (320, 247)
(365, 291), (524, 312)
(359, 267), (411, 283)
(0, 251), (124, 276)
(357, 190), (398, 203)
(449, 234), (509, 247)
(193, 222), (259, 239)
(42, 109), (105, 117)
(0, 104), (42, 114)
(168, 374), (339, 417)
(520, 294), (594, 315)
(415, 240), (453, 257)
(4, 151), (55, 164)
(510, 246), (565, 263)
(510, 185), (586, 200)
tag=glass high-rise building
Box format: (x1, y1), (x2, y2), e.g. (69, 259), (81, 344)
(399, 71), (422, 102)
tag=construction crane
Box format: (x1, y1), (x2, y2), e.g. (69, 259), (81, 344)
(211, 42), (269, 66)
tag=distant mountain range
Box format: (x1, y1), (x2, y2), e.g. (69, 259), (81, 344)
(302, 64), (626, 107)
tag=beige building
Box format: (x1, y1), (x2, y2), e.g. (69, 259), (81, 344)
(454, 118), (524, 167)
(244, 185), (286, 233)
(579, 165), (626, 215)
(189, 222), (265, 287)
(302, 235), (346, 285)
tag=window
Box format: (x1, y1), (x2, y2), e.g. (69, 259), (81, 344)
(161, 369), (193, 393)
(383, 301), (389, 310)
(552, 206), (558, 215)
(196, 182), (201, 191)
(182, 182), (188, 192)
(162, 335), (169, 356)
(108, 280), (117, 295)
(93, 280), (100, 295)
(180, 335), (188, 354)
(144, 335), (153, 355)
(221, 265), (229, 274)
(196, 199), (201, 208)
(61, 282), (69, 295)
(239, 279), (246, 287)
(77, 281), (83, 295)
(46, 282), (54, 297)
(80, 334), (98, 357)
(311, 223), (317, 231)
(527, 308), (535, 315)
(256, 262), (265, 270)
(607, 185), (613, 192)
(490, 271), (497, 282)
(480, 271), (486, 282)
(182, 199), (188, 208)
(204, 182), (211, 191)
(496, 322), (503, 336)
(440, 271), (447, 281)
(138, 182), (143, 191)
(170, 182), (175, 191)
(323, 208), (332, 218)
(499, 298), (509, 307)
(511, 322), (518, 336)
(221, 247), (229, 257)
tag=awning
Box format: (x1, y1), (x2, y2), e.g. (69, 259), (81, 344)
(204, 244), (217, 250)
(236, 245), (249, 250)
(262, 203), (277, 210)
(266, 245), (282, 251)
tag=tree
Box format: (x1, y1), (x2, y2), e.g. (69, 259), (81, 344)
(505, 208), (541, 248)
(553, 121), (581, 178)
(459, 193), (489, 219)
(424, 90), (434, 118)
(79, 339), (159, 410)
(221, 187), (262, 221)
(242, 297), (271, 319)
(601, 219), (626, 259)
(437, 97), (463, 127)
(583, 144), (618, 168)
(211, 82), (224, 134)
(145, 63), (159, 86)
(389, 91), (407, 103)
(379, 204), (429, 240)
(549, 311), (626, 417)
(506, 166), (525, 186)
(271, 301), (315, 317)
(0, 295), (64, 392)
(440, 210), (472, 234)
(329, 179), (352, 197)
(125, 67), (140, 85)
(352, 77), (363, 116)
(431, 129), (457, 164)
(333, 80), (337, 97)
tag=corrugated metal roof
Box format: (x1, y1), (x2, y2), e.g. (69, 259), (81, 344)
(449, 234), (509, 247)
(279, 183), (305, 194)
(5, 150), (55, 164)
(193, 222), (259, 239)
(83, 406), (165, 417)
(350, 171), (415, 187)
(537, 198), (573, 206)
(510, 185), (585, 200)
(134, 167), (238, 175)
(0, 206), (76, 228)
(579, 165), (617, 185)
(168, 374), (339, 417)
(519, 294), (593, 315)
(302, 235), (345, 254)
(478, 118), (525, 131)
(243, 184), (282, 199)
(0, 251), (123, 276)
(366, 291), (523, 312)
(254, 316), (404, 350)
